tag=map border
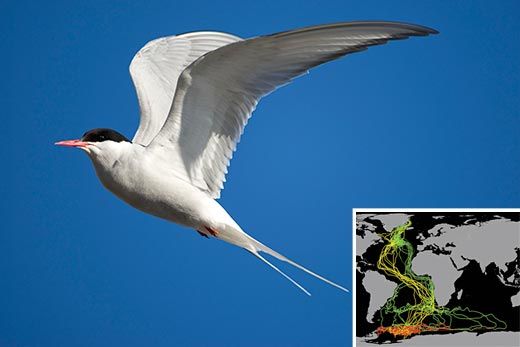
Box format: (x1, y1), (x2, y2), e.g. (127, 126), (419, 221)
(352, 208), (520, 346)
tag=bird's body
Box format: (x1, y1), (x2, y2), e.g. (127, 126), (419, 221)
(90, 142), (242, 239)
(57, 21), (437, 295)
(91, 143), (209, 227)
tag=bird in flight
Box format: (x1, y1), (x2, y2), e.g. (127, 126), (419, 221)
(56, 21), (437, 295)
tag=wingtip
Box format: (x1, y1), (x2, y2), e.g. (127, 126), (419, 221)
(388, 21), (439, 36)
(380, 21), (439, 36)
(419, 25), (439, 35)
(353, 20), (439, 36)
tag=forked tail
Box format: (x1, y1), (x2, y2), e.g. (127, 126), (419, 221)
(242, 232), (350, 296)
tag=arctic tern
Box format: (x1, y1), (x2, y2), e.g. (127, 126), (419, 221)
(56, 21), (437, 295)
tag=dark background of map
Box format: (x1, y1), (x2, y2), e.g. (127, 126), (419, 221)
(356, 211), (519, 345)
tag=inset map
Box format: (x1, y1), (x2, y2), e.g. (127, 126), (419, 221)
(355, 210), (520, 346)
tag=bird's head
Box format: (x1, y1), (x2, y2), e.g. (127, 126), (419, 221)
(55, 128), (130, 158)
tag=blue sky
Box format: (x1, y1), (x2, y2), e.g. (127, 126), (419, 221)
(2, 1), (519, 346)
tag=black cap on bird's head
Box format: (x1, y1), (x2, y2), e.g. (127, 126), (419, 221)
(55, 128), (130, 148)
(81, 128), (130, 143)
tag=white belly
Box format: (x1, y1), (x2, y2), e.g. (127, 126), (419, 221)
(91, 151), (228, 230)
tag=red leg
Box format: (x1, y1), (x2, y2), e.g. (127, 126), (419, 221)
(205, 226), (219, 237)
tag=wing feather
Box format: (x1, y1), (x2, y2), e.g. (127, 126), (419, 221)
(150, 22), (437, 198)
(129, 32), (242, 145)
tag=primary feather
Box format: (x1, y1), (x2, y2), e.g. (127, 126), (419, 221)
(148, 21), (437, 199)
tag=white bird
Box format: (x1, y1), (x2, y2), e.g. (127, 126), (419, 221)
(56, 21), (437, 295)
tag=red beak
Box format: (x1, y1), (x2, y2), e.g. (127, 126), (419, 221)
(55, 139), (89, 148)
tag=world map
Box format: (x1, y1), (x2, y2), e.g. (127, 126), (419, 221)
(355, 211), (519, 346)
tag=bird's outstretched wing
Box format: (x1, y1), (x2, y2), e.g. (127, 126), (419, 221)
(149, 22), (437, 198)
(129, 32), (242, 145)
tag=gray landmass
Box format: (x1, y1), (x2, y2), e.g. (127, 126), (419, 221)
(374, 213), (411, 231)
(363, 270), (397, 323)
(414, 218), (520, 306)
(412, 253), (459, 306)
(357, 331), (520, 346)
(356, 213), (412, 256)
(416, 223), (453, 241)
(356, 223), (380, 256)
(419, 218), (519, 281)
(512, 293), (519, 306)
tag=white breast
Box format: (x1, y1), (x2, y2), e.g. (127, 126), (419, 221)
(86, 141), (234, 230)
